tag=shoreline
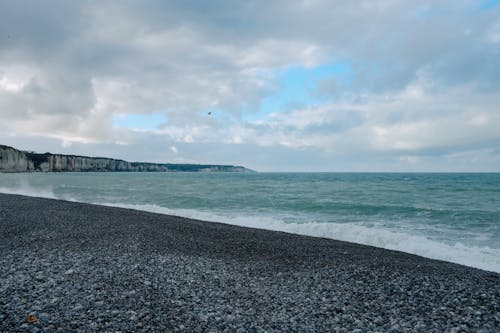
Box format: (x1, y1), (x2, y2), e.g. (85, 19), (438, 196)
(2, 184), (498, 274)
(1, 193), (499, 332)
(2, 185), (498, 273)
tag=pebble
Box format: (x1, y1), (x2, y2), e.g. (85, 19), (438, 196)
(0, 194), (498, 332)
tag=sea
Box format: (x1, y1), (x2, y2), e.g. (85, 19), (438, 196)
(0, 172), (499, 273)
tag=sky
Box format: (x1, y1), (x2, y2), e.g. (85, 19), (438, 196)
(1, 0), (500, 172)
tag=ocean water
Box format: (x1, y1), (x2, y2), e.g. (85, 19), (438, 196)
(0, 172), (499, 272)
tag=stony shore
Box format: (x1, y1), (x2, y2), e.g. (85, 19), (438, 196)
(0, 193), (498, 332)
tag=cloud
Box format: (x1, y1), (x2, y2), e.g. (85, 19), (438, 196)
(228, 72), (500, 157)
(487, 19), (500, 43)
(0, 0), (499, 170)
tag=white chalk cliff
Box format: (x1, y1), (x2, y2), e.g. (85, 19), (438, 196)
(0, 145), (250, 173)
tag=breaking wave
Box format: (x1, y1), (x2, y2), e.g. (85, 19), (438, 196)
(0, 182), (58, 199)
(1, 181), (498, 273)
(103, 202), (500, 273)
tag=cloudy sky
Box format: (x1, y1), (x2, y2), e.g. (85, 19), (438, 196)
(1, 0), (499, 171)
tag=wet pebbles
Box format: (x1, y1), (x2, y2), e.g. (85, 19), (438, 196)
(0, 193), (498, 332)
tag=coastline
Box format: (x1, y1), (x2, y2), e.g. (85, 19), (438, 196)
(0, 193), (498, 332)
(0, 144), (251, 173)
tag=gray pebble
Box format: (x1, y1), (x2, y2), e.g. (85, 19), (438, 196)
(0, 194), (498, 333)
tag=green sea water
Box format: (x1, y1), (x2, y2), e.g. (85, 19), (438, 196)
(1, 172), (499, 272)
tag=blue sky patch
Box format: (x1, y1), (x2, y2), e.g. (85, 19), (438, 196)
(480, 0), (500, 10)
(113, 113), (167, 131)
(252, 62), (351, 120)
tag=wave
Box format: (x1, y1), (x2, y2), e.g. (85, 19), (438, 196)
(104, 203), (500, 273)
(0, 185), (498, 273)
(0, 182), (58, 199)
(0, 182), (78, 202)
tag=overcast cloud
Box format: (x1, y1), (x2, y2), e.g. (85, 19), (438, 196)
(1, 0), (499, 171)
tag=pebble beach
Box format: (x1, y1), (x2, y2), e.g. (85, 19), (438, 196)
(0, 193), (498, 332)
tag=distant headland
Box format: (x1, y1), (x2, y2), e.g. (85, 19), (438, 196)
(0, 144), (253, 173)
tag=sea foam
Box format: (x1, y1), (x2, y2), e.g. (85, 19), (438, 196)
(1, 184), (498, 273)
(103, 202), (500, 273)
(0, 183), (57, 199)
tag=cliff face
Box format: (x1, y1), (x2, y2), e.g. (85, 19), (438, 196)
(0, 145), (251, 173)
(41, 155), (153, 172)
(0, 145), (35, 172)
